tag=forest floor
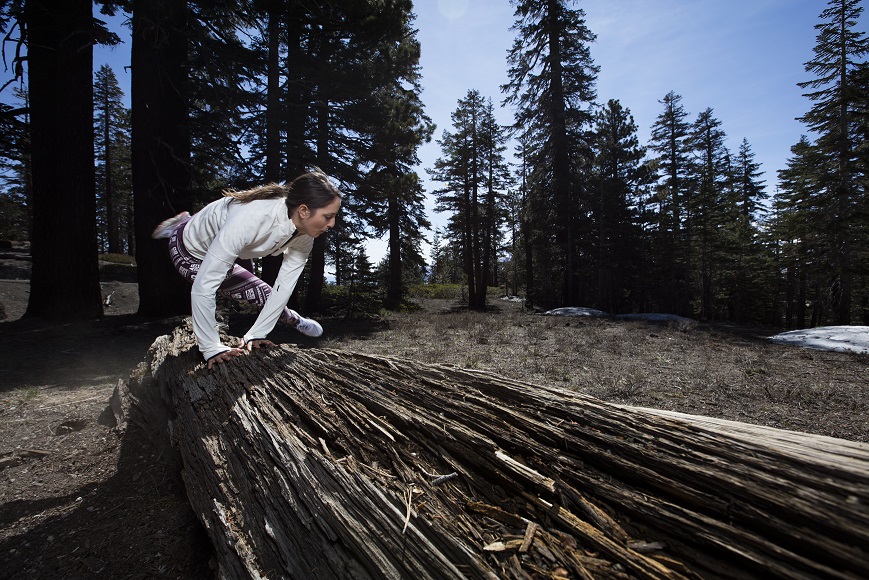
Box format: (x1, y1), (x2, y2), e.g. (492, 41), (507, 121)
(0, 246), (866, 579)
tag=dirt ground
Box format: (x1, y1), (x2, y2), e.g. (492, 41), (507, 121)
(0, 247), (866, 579)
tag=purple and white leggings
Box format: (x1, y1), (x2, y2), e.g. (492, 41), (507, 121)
(167, 218), (298, 325)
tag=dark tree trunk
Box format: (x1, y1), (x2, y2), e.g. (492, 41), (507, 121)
(25, 0), (102, 320)
(302, 94), (329, 315)
(523, 216), (534, 311)
(304, 234), (326, 313)
(260, 7), (284, 288)
(131, 0), (193, 317)
(546, 0), (574, 307)
(385, 184), (402, 310)
(117, 324), (869, 580)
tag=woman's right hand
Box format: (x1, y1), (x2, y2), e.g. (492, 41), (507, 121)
(207, 347), (245, 369)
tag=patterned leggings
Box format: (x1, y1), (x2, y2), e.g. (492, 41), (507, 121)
(167, 218), (297, 325)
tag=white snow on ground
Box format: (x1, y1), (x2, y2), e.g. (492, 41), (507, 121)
(768, 326), (869, 355)
(543, 307), (694, 324)
(542, 305), (869, 355)
(543, 307), (609, 317)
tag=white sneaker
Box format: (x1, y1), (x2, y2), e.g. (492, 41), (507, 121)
(151, 212), (190, 239)
(295, 316), (323, 337)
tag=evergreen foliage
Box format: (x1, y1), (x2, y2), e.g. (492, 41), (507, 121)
(94, 64), (133, 255)
(773, 0), (869, 325)
(502, 0), (599, 308)
(588, 99), (650, 314)
(430, 90), (510, 309)
(0, 88), (30, 241)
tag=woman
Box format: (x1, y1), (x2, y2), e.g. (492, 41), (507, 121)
(152, 169), (342, 368)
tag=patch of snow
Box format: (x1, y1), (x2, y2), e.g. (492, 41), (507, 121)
(769, 326), (869, 355)
(500, 295), (524, 303)
(543, 307), (609, 318)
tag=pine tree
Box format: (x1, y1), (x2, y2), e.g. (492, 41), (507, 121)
(502, 0), (599, 308)
(477, 98), (511, 301)
(796, 0), (869, 324)
(723, 138), (773, 323)
(343, 248), (382, 319)
(430, 90), (509, 309)
(94, 64), (133, 255)
(648, 91), (693, 315)
(360, 5), (433, 310)
(772, 137), (834, 327)
(186, 1), (261, 195)
(0, 88), (31, 241)
(688, 107), (731, 320)
(588, 99), (649, 314)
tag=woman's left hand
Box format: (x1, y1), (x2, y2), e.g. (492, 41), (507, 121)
(241, 338), (276, 352)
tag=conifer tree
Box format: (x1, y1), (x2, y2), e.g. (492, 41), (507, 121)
(0, 88), (30, 241)
(343, 248), (382, 319)
(94, 64), (132, 255)
(772, 137), (834, 327)
(724, 138), (773, 323)
(689, 107), (731, 319)
(360, 5), (433, 310)
(129, 0), (195, 317)
(589, 99), (649, 314)
(648, 91), (693, 315)
(431, 90), (509, 309)
(795, 0), (869, 324)
(502, 0), (599, 307)
(477, 97), (511, 300)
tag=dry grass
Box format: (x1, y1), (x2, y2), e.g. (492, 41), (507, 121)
(322, 298), (869, 443)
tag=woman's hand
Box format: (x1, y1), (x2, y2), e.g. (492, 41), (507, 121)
(205, 339), (275, 369)
(206, 347), (245, 369)
(243, 338), (276, 352)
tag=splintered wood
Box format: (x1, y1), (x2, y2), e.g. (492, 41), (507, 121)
(140, 326), (869, 579)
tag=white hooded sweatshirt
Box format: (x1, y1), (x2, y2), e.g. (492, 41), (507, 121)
(183, 196), (312, 360)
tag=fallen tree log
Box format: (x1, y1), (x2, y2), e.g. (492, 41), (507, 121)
(122, 324), (869, 579)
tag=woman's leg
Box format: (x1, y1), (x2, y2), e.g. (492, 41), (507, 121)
(168, 220), (297, 324)
(218, 265), (299, 325)
(167, 218), (199, 284)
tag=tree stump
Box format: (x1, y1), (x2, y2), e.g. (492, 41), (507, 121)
(118, 324), (869, 579)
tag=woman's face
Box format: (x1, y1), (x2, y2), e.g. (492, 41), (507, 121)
(295, 197), (341, 237)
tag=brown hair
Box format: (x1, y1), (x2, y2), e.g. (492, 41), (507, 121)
(222, 182), (288, 202)
(222, 169), (342, 212)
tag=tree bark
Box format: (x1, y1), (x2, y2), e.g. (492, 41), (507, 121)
(120, 324), (869, 579)
(131, 0), (194, 317)
(25, 0), (102, 320)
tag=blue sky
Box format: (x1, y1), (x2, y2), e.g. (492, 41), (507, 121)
(3, 1), (863, 262)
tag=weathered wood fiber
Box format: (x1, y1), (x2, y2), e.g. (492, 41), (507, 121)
(137, 324), (869, 579)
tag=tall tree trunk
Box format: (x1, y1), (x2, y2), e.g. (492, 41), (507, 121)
(303, 96), (329, 314)
(283, 5), (310, 183)
(131, 0), (193, 317)
(523, 215), (534, 311)
(462, 182), (477, 309)
(835, 3), (852, 325)
(25, 0), (102, 320)
(385, 179), (402, 310)
(546, 0), (573, 306)
(261, 8), (284, 288)
(103, 84), (120, 255)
